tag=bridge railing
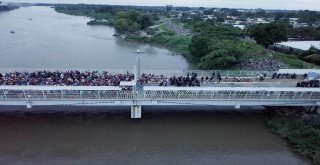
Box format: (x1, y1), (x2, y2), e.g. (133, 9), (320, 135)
(1, 87), (320, 102)
(141, 90), (320, 101)
(0, 90), (135, 101)
(141, 87), (320, 101)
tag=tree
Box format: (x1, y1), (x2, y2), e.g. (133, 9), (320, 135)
(203, 9), (213, 15)
(298, 10), (320, 24)
(249, 21), (289, 47)
(189, 35), (210, 62)
(197, 40), (246, 69)
(229, 9), (242, 16)
(114, 10), (153, 33)
(198, 50), (238, 69)
(305, 54), (320, 65)
(114, 18), (130, 33)
(138, 15), (153, 29)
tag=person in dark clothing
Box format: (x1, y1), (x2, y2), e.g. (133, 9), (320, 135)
(272, 73), (277, 79)
(217, 72), (222, 83)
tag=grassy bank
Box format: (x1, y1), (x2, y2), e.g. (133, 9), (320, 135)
(126, 31), (191, 57)
(149, 33), (191, 56)
(267, 109), (320, 164)
(277, 53), (317, 69)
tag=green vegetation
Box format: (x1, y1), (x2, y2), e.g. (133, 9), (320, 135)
(114, 10), (153, 33)
(278, 53), (316, 69)
(87, 19), (111, 26)
(55, 4), (156, 32)
(289, 27), (320, 40)
(149, 32), (191, 55)
(302, 47), (320, 66)
(268, 116), (320, 165)
(187, 22), (247, 69)
(126, 30), (191, 55)
(249, 21), (289, 47)
(273, 42), (320, 67)
(55, 5), (117, 22)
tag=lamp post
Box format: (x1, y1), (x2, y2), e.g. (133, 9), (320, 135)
(133, 49), (144, 87)
(138, 53), (141, 81)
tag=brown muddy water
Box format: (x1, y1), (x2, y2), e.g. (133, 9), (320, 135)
(0, 106), (312, 165)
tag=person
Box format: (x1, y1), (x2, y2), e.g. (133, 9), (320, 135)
(217, 72), (222, 83)
(272, 72), (277, 79)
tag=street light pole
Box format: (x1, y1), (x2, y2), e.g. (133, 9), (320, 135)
(133, 49), (144, 88)
(138, 53), (141, 81)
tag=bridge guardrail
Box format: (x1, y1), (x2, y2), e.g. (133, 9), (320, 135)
(1, 88), (319, 102)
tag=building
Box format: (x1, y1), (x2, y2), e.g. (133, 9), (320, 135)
(233, 25), (246, 30)
(274, 41), (320, 51)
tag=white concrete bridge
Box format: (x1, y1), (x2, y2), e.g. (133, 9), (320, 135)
(0, 86), (319, 118)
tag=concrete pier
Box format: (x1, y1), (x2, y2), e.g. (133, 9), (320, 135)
(131, 105), (142, 119)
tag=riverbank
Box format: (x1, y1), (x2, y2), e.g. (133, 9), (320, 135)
(126, 24), (315, 70)
(102, 22), (317, 70)
(125, 30), (191, 57)
(54, 5), (316, 70)
(266, 107), (320, 165)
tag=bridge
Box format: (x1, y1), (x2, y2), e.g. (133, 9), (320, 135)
(0, 68), (319, 118)
(1, 86), (319, 118)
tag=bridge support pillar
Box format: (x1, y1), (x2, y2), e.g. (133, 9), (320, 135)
(131, 105), (141, 119)
(26, 102), (32, 109)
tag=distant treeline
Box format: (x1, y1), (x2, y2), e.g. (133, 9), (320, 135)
(203, 8), (320, 24)
(54, 4), (160, 33)
(0, 5), (19, 12)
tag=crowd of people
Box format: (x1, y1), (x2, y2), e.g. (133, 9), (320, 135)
(0, 70), (134, 86)
(271, 73), (297, 79)
(0, 70), (225, 87)
(164, 21), (192, 36)
(139, 72), (212, 87)
(236, 58), (287, 71)
(0, 70), (311, 88)
(296, 80), (320, 88)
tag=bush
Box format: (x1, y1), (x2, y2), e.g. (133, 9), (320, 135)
(278, 53), (316, 68)
(199, 54), (237, 69)
(150, 33), (191, 55)
(305, 54), (320, 65)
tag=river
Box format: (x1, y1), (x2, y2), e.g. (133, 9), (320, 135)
(0, 6), (190, 70)
(0, 6), (312, 165)
(0, 106), (312, 165)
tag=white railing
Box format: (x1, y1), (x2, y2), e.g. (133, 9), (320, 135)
(0, 87), (319, 102)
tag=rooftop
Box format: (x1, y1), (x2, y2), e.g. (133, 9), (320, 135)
(275, 41), (320, 51)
